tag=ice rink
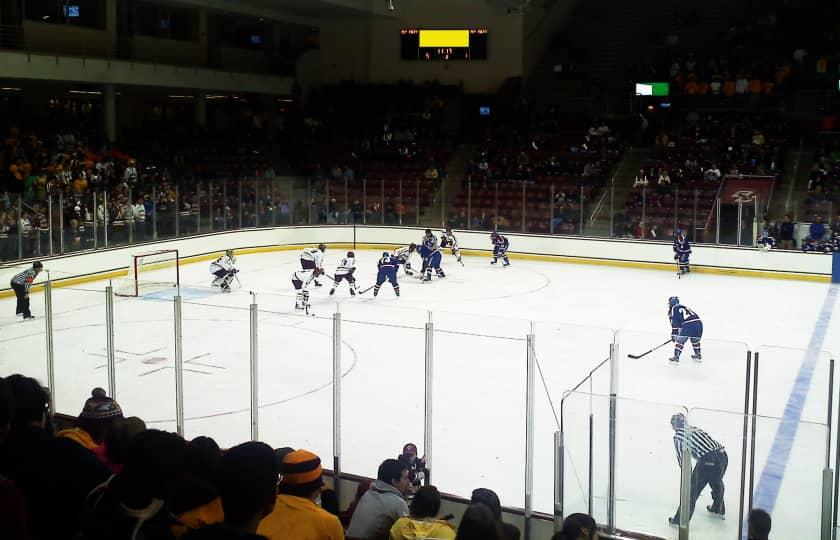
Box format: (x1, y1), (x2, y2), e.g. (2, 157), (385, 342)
(0, 246), (837, 539)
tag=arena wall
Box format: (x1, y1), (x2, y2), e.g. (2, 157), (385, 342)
(0, 225), (832, 297)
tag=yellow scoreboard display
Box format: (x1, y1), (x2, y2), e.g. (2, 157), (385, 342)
(400, 28), (488, 61)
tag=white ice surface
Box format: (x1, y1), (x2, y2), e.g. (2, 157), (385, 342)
(1, 248), (837, 540)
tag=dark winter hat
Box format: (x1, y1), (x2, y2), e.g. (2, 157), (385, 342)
(280, 449), (323, 490)
(471, 488), (502, 520)
(79, 387), (123, 421)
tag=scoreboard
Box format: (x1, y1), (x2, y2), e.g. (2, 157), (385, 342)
(400, 28), (488, 61)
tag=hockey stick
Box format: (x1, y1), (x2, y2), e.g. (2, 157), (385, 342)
(627, 339), (672, 359)
(358, 284), (375, 295)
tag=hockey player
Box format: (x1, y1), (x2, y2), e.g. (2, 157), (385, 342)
(292, 267), (322, 311)
(757, 229), (777, 251)
(440, 227), (463, 265)
(393, 243), (417, 275)
(668, 296), (703, 364)
(330, 251), (358, 296)
(490, 232), (510, 266)
(422, 229), (438, 251)
(373, 251), (400, 298)
(673, 231), (692, 275)
(300, 243), (326, 286)
(417, 241), (445, 282)
(209, 250), (238, 293)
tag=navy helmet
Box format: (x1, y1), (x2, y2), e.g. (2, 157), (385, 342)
(668, 296), (680, 308)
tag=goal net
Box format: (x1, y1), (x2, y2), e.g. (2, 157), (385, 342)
(114, 249), (180, 297)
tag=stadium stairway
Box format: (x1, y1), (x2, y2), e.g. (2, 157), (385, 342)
(585, 147), (651, 237)
(422, 144), (475, 228)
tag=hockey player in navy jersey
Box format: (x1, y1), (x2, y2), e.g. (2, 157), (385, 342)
(490, 232), (510, 266)
(374, 252), (400, 297)
(673, 231), (692, 275)
(668, 296), (703, 364)
(417, 242), (445, 282)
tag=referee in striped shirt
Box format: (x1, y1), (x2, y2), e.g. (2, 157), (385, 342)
(11, 261), (43, 320)
(669, 412), (727, 525)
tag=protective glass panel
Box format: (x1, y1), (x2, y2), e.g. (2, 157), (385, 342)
(433, 311), (528, 506)
(340, 302), (427, 478)
(615, 330), (749, 413)
(614, 398), (687, 537)
(111, 284), (177, 432)
(755, 346), (832, 424)
(748, 414), (828, 540)
(559, 391), (612, 524)
(154, 186), (178, 241)
(178, 300), (251, 446)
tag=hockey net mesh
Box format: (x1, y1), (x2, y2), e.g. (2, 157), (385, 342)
(114, 250), (180, 297)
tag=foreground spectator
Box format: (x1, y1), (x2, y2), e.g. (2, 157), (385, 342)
(1, 374), (109, 540)
(551, 513), (597, 539)
(748, 508), (771, 539)
(389, 486), (455, 540)
(455, 503), (500, 540)
(470, 488), (520, 540)
(172, 437), (224, 537)
(183, 441), (278, 540)
(58, 387), (124, 451)
(83, 429), (188, 540)
(346, 458), (410, 540)
(258, 449), (344, 540)
(0, 377), (27, 539)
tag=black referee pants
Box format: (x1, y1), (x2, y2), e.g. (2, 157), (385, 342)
(674, 449), (728, 520)
(11, 282), (30, 318)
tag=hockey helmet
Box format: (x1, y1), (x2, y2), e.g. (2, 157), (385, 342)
(347, 251), (355, 258)
(409, 242), (417, 251)
(318, 243), (327, 252)
(382, 251), (390, 257)
(668, 296), (680, 308)
(33, 261), (43, 270)
(490, 231), (498, 239)
(670, 413), (686, 429)
(445, 227), (453, 233)
(425, 229), (432, 236)
(225, 249), (234, 258)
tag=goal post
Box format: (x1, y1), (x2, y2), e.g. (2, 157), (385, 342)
(114, 249), (181, 297)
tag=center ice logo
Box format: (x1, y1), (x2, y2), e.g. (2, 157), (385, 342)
(730, 190), (756, 203)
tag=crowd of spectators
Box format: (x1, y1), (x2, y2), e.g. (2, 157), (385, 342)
(0, 375), (549, 540)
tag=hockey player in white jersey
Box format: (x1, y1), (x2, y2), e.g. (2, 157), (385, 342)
(393, 243), (417, 276)
(292, 267), (322, 311)
(210, 250), (238, 292)
(330, 251), (358, 296)
(300, 243), (326, 286)
(440, 227), (463, 265)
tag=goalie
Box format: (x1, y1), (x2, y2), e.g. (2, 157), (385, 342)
(210, 250), (238, 293)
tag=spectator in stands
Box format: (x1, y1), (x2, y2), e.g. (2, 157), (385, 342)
(389, 485), (455, 540)
(470, 488), (520, 540)
(704, 165), (721, 183)
(748, 508), (771, 539)
(123, 160), (137, 186)
(831, 213), (840, 237)
(171, 437), (224, 537)
(58, 387), (124, 451)
(346, 458), (410, 539)
(0, 376), (28, 540)
(779, 214), (795, 250)
(182, 441), (278, 540)
(633, 169), (649, 188)
(455, 503), (500, 540)
(258, 449), (344, 540)
(658, 169), (671, 186)
(550, 513), (597, 540)
(397, 443), (427, 492)
(1, 374), (110, 539)
(424, 164), (439, 181)
(810, 215), (827, 241)
(99, 416), (146, 474)
(83, 429), (188, 540)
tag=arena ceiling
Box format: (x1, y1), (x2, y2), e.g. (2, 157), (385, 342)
(173, 0), (384, 23)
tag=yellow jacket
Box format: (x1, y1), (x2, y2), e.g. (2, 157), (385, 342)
(56, 427), (97, 451)
(258, 494), (344, 540)
(389, 517), (456, 540)
(172, 497), (224, 538)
